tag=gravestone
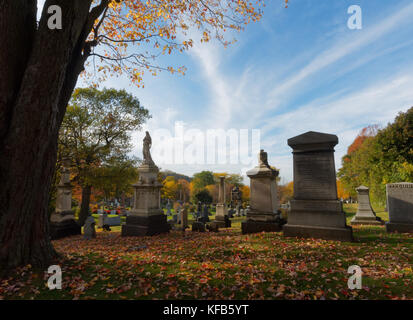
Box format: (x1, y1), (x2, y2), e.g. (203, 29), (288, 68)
(200, 204), (210, 223)
(351, 186), (383, 225)
(196, 201), (202, 218)
(192, 221), (206, 232)
(214, 176), (231, 228)
(386, 183), (413, 233)
(166, 200), (172, 216)
(97, 215), (122, 228)
(122, 132), (170, 236)
(242, 150), (284, 234)
(283, 131), (353, 242)
(84, 215), (96, 240)
(50, 158), (81, 239)
(180, 206), (189, 231)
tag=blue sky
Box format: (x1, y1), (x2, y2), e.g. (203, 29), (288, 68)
(40, 0), (413, 183)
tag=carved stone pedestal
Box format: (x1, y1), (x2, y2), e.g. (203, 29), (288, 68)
(121, 163), (170, 237)
(213, 177), (231, 228)
(242, 150), (284, 234)
(50, 158), (80, 240)
(351, 186), (383, 225)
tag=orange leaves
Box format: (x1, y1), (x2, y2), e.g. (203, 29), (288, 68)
(81, 0), (265, 86)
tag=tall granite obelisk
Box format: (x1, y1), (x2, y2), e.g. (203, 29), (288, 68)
(212, 176), (231, 228)
(283, 131), (353, 242)
(122, 132), (170, 236)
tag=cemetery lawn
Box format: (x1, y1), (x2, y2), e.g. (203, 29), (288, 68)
(1, 205), (412, 300)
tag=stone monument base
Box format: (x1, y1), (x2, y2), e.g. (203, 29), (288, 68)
(50, 219), (81, 240)
(212, 215), (231, 228)
(385, 222), (413, 233)
(241, 220), (282, 234)
(121, 214), (170, 236)
(283, 224), (353, 242)
(350, 216), (384, 226)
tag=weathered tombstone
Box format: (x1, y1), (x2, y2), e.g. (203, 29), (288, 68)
(385, 183), (413, 233)
(180, 206), (189, 231)
(166, 200), (172, 216)
(196, 201), (202, 218)
(50, 158), (81, 239)
(84, 215), (96, 240)
(351, 186), (383, 225)
(206, 222), (219, 232)
(122, 132), (170, 236)
(201, 204), (210, 223)
(240, 208), (245, 217)
(283, 131), (353, 242)
(192, 221), (206, 232)
(97, 215), (122, 228)
(242, 150), (284, 234)
(213, 176), (231, 228)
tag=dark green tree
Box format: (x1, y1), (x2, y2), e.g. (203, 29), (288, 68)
(59, 87), (150, 225)
(194, 189), (213, 204)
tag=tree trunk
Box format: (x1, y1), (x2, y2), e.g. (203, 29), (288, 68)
(79, 185), (92, 226)
(0, 0), (95, 271)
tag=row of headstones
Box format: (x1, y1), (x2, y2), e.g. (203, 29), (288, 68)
(353, 184), (413, 233)
(50, 131), (413, 241)
(240, 131), (413, 240)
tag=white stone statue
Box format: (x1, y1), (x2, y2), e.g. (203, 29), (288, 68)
(143, 131), (155, 166)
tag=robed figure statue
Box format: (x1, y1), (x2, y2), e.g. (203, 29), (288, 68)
(143, 131), (155, 166)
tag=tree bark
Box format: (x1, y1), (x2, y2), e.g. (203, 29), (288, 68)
(79, 185), (92, 226)
(0, 0), (95, 271)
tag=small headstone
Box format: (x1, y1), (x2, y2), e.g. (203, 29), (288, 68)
(386, 183), (413, 233)
(84, 216), (96, 240)
(196, 201), (202, 217)
(180, 206), (189, 231)
(201, 204), (210, 223)
(192, 221), (206, 232)
(206, 222), (219, 232)
(351, 186), (383, 225)
(166, 200), (172, 216)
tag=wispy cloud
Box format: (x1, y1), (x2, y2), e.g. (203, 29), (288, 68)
(266, 1), (413, 108)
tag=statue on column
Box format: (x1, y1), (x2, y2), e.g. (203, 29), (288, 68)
(143, 131), (155, 166)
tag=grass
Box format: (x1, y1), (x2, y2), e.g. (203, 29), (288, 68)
(1, 204), (412, 300)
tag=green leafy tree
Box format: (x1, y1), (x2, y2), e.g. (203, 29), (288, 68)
(194, 189), (213, 204)
(89, 156), (138, 204)
(192, 171), (215, 193)
(59, 87), (150, 225)
(338, 107), (413, 205)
